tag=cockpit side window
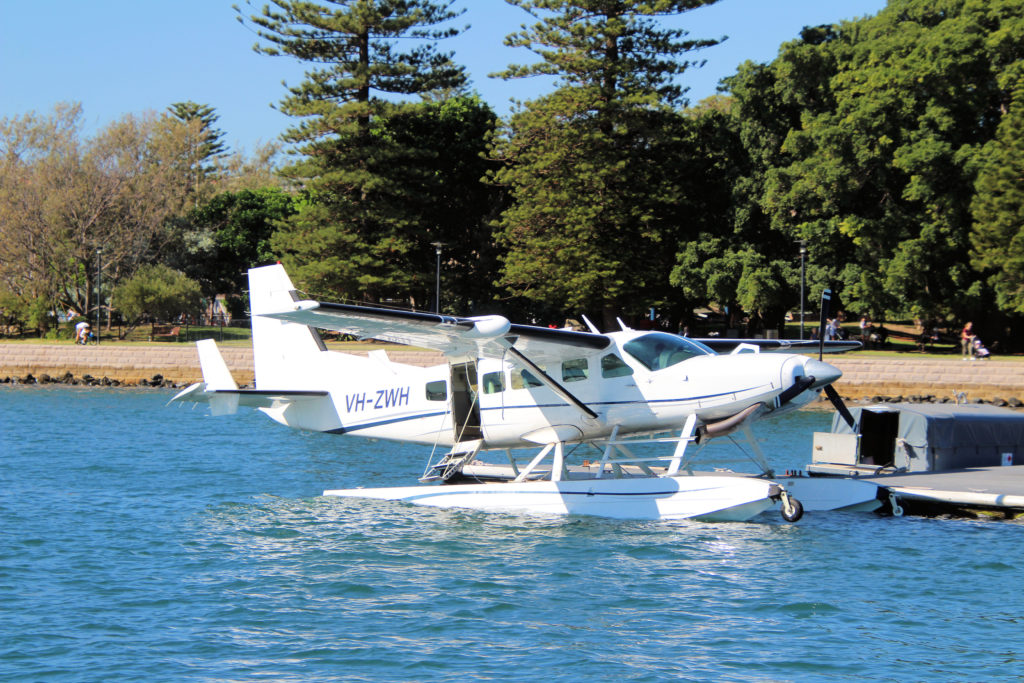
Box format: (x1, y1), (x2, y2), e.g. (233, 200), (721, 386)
(622, 332), (713, 371)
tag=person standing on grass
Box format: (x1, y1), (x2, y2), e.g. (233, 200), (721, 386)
(961, 321), (976, 360)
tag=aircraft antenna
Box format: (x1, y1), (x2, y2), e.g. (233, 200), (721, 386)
(581, 315), (601, 334)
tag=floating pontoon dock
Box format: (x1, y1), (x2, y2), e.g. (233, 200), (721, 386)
(806, 403), (1024, 518)
(862, 466), (1024, 517)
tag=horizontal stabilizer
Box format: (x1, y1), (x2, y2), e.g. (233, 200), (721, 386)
(169, 382), (238, 415)
(170, 385), (330, 416)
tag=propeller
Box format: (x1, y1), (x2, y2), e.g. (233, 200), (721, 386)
(818, 287), (856, 429)
(818, 288), (831, 362)
(824, 383), (856, 429)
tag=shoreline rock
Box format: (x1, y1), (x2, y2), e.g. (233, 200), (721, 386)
(1, 370), (179, 388)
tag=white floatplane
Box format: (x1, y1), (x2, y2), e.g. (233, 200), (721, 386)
(172, 264), (862, 522)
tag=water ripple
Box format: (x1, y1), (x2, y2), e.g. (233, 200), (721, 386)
(4, 387), (1024, 681)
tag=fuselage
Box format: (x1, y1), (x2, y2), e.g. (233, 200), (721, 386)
(263, 329), (840, 450)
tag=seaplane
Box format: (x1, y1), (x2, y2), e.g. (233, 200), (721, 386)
(172, 264), (865, 523)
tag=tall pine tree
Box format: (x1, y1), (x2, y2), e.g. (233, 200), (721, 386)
(168, 101), (228, 206)
(238, 0), (468, 301)
(489, 0), (722, 327)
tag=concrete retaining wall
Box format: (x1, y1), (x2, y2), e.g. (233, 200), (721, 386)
(829, 357), (1024, 402)
(2, 343), (1023, 401)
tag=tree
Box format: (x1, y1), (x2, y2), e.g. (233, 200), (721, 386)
(0, 104), (197, 333)
(213, 140), (289, 193)
(489, 0), (722, 328)
(971, 77), (1024, 313)
(168, 101), (228, 205)
(668, 96), (800, 334)
(0, 104), (84, 333)
(169, 187), (297, 300)
(111, 264), (203, 329)
(238, 0), (469, 302)
(731, 0), (1024, 326)
(365, 96), (502, 313)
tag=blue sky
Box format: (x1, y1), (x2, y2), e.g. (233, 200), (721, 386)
(1, 0), (887, 153)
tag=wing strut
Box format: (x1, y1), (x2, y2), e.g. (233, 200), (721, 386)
(504, 346), (598, 419)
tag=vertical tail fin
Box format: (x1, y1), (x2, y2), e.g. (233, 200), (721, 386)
(177, 339), (239, 415)
(196, 338), (238, 390)
(248, 264), (326, 389)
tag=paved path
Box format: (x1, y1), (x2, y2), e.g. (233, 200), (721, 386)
(2, 343), (1023, 400)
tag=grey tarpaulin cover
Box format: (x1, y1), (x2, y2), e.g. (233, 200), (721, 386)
(832, 403), (1024, 471)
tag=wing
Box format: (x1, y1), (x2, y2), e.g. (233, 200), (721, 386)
(261, 299), (612, 364)
(696, 338), (862, 354)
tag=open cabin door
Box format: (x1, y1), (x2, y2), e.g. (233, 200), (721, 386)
(450, 361), (482, 441)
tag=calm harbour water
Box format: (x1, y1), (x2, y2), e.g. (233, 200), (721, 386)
(2, 385), (1023, 682)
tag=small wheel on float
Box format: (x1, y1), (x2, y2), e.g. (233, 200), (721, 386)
(781, 495), (804, 523)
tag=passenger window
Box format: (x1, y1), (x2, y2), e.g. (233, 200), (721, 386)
(482, 371), (505, 394)
(510, 368), (544, 390)
(562, 358), (588, 382)
(601, 353), (634, 378)
(425, 380), (447, 401)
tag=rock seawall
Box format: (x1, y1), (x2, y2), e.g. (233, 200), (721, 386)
(2, 344), (1023, 402)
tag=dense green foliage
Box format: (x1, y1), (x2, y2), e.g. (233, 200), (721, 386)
(971, 78), (1024, 313)
(237, 0), (472, 305)
(270, 95), (500, 310)
(168, 101), (228, 205)
(724, 0), (1024, 336)
(169, 187), (297, 299)
(490, 0), (722, 327)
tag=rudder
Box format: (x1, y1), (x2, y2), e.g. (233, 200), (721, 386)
(248, 264), (327, 389)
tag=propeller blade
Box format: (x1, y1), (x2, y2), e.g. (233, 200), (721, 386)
(818, 288), (831, 362)
(775, 375), (816, 407)
(824, 383), (856, 429)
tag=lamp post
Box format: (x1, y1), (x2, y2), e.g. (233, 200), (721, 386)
(431, 242), (443, 314)
(95, 247), (102, 345)
(798, 241), (807, 340)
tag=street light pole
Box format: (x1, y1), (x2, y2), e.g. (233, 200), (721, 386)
(431, 242), (443, 314)
(95, 247), (102, 345)
(798, 241), (807, 340)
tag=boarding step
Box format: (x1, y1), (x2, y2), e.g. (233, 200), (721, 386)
(420, 439), (484, 482)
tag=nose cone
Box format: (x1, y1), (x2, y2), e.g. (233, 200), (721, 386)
(804, 358), (842, 388)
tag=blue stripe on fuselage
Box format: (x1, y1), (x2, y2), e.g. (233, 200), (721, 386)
(323, 384), (770, 436)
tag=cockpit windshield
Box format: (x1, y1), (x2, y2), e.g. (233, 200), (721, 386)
(622, 332), (715, 371)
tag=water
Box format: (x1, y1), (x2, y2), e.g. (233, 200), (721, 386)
(3, 386), (1023, 681)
